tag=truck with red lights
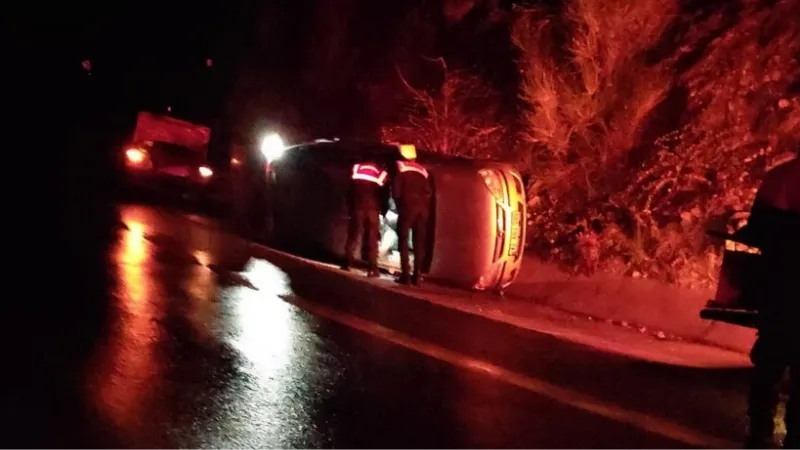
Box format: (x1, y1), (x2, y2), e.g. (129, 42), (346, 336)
(121, 112), (216, 204)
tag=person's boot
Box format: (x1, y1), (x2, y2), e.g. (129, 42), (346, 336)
(340, 259), (353, 272)
(397, 273), (411, 285)
(412, 273), (423, 286)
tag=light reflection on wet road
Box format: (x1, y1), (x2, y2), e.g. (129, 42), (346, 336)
(90, 209), (343, 448)
(2, 203), (751, 448)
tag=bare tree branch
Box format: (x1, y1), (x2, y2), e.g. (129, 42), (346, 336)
(384, 58), (504, 157)
(422, 56), (448, 73)
(394, 65), (424, 94)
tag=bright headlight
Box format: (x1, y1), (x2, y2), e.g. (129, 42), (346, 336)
(260, 133), (285, 162)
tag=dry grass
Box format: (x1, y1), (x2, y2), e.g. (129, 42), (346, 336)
(512, 0), (676, 196)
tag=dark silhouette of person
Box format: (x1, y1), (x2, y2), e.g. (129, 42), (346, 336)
(391, 149), (432, 286)
(740, 150), (799, 449)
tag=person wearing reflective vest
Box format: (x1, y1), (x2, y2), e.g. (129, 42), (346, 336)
(739, 147), (799, 449)
(392, 150), (432, 286)
(342, 161), (389, 277)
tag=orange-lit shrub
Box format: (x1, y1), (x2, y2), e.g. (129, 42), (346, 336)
(514, 0), (800, 288)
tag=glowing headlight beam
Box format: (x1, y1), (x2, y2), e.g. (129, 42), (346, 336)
(260, 133), (285, 162)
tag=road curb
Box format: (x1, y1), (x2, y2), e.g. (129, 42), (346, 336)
(508, 257), (755, 355)
(246, 242), (750, 364)
(155, 206), (753, 357)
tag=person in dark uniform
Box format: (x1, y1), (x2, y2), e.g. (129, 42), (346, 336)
(391, 145), (432, 286)
(739, 148), (799, 449)
(342, 160), (388, 277)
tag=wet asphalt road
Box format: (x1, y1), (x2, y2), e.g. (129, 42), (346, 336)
(3, 202), (753, 448)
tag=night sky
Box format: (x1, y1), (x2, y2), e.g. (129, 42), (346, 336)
(69, 0), (263, 120)
(63, 0), (414, 121)
(58, 0), (520, 129)
(17, 0), (527, 170)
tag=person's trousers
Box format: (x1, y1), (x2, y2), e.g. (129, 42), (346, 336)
(346, 208), (380, 269)
(397, 205), (429, 277)
(747, 335), (798, 448)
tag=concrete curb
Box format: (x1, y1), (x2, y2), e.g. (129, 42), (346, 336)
(172, 208), (755, 355)
(247, 242), (753, 357)
(507, 257), (756, 354)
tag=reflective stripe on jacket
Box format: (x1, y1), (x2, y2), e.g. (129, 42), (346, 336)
(393, 160), (432, 207)
(396, 160), (428, 179)
(352, 163), (388, 186)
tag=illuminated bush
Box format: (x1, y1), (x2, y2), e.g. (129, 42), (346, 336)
(513, 0), (800, 288)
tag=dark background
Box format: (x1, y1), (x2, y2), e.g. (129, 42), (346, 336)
(5, 0), (517, 369)
(3, 0), (528, 338)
